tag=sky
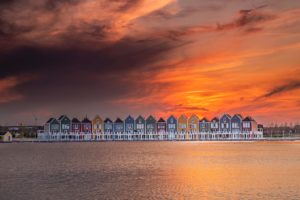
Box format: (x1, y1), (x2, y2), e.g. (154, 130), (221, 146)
(0, 0), (300, 126)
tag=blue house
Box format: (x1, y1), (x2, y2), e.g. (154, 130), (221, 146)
(135, 115), (145, 134)
(167, 115), (177, 133)
(199, 117), (210, 133)
(220, 114), (231, 133)
(146, 115), (156, 134)
(125, 115), (135, 134)
(210, 117), (219, 133)
(114, 118), (124, 133)
(231, 114), (243, 133)
(44, 118), (60, 133)
(104, 118), (113, 134)
(58, 115), (71, 133)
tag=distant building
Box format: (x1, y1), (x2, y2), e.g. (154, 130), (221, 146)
(81, 117), (92, 133)
(135, 115), (145, 134)
(231, 114), (243, 133)
(92, 115), (103, 133)
(188, 114), (199, 133)
(220, 114), (231, 133)
(0, 131), (12, 142)
(167, 115), (177, 133)
(104, 118), (113, 134)
(177, 114), (188, 133)
(58, 115), (71, 133)
(199, 117), (210, 133)
(71, 118), (81, 133)
(242, 117), (258, 133)
(146, 115), (156, 134)
(210, 117), (219, 133)
(44, 118), (60, 133)
(157, 118), (166, 133)
(114, 118), (124, 133)
(125, 115), (135, 134)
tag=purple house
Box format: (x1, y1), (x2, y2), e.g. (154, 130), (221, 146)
(210, 117), (219, 133)
(220, 114), (231, 133)
(231, 114), (243, 133)
(81, 117), (92, 133)
(242, 116), (258, 133)
(157, 118), (167, 133)
(199, 117), (210, 133)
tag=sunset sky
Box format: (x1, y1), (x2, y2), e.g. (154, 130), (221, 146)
(1, 0), (300, 126)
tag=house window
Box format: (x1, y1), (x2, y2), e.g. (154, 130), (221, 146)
(137, 124), (144, 129)
(168, 124), (175, 129)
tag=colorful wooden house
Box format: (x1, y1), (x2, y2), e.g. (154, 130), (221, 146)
(81, 117), (92, 133)
(146, 115), (156, 134)
(58, 115), (71, 133)
(167, 115), (177, 133)
(177, 114), (188, 133)
(242, 116), (258, 133)
(231, 114), (243, 133)
(199, 117), (210, 133)
(114, 118), (124, 133)
(125, 115), (134, 134)
(92, 115), (103, 133)
(71, 118), (81, 133)
(157, 118), (166, 133)
(188, 114), (200, 133)
(104, 118), (113, 134)
(220, 114), (231, 133)
(44, 118), (60, 133)
(210, 117), (219, 133)
(135, 115), (145, 134)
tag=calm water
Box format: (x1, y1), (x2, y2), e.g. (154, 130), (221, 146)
(0, 141), (299, 200)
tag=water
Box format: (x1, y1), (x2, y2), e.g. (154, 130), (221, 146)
(0, 141), (299, 200)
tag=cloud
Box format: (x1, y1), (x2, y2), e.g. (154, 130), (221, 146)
(258, 81), (300, 99)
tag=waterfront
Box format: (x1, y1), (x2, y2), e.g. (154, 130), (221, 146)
(0, 142), (300, 200)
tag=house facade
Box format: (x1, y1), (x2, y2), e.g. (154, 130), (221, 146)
(71, 118), (81, 133)
(146, 115), (156, 134)
(231, 114), (243, 133)
(177, 115), (188, 133)
(135, 116), (145, 134)
(188, 114), (199, 133)
(104, 118), (113, 134)
(167, 115), (177, 133)
(92, 115), (103, 133)
(210, 117), (219, 133)
(58, 115), (71, 133)
(199, 118), (210, 133)
(81, 117), (92, 133)
(0, 131), (13, 142)
(157, 118), (166, 133)
(242, 117), (258, 133)
(125, 115), (135, 134)
(45, 118), (60, 133)
(114, 118), (124, 133)
(220, 114), (231, 133)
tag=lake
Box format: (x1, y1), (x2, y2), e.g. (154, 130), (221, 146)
(0, 141), (299, 200)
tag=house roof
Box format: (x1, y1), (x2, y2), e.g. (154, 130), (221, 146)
(82, 117), (91, 123)
(211, 117), (219, 121)
(157, 118), (166, 123)
(115, 118), (123, 123)
(233, 114), (243, 119)
(146, 115), (156, 122)
(200, 117), (209, 122)
(104, 118), (113, 123)
(221, 114), (231, 119)
(243, 116), (256, 122)
(46, 118), (54, 123)
(72, 118), (81, 123)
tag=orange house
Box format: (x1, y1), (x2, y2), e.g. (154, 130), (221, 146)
(177, 114), (188, 133)
(188, 114), (200, 133)
(92, 115), (103, 133)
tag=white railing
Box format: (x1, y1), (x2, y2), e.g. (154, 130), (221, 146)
(37, 131), (263, 142)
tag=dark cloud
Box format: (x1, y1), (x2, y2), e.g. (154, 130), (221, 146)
(257, 81), (300, 100)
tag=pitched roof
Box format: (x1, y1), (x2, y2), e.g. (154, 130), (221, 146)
(46, 118), (54, 123)
(146, 115), (156, 122)
(157, 118), (166, 123)
(221, 114), (231, 119)
(211, 117), (219, 121)
(72, 118), (81, 123)
(82, 117), (91, 123)
(200, 117), (210, 122)
(243, 116), (255, 122)
(115, 118), (123, 123)
(233, 114), (243, 119)
(104, 118), (113, 123)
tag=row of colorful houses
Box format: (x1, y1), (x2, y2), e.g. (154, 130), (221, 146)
(44, 114), (259, 134)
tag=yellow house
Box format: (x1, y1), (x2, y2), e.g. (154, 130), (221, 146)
(188, 114), (200, 133)
(177, 114), (188, 133)
(0, 131), (13, 142)
(92, 115), (103, 133)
